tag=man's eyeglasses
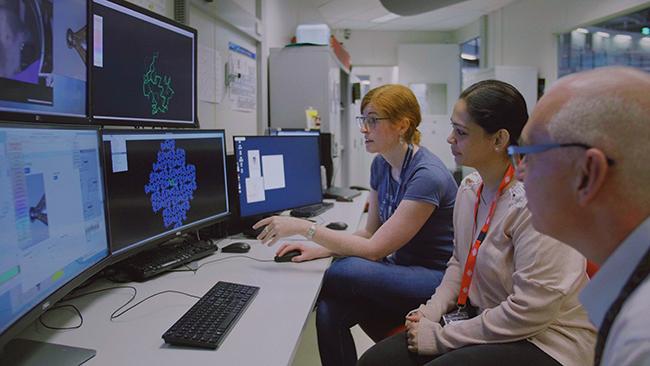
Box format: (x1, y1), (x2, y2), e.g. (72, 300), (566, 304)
(507, 143), (616, 167)
(356, 115), (390, 130)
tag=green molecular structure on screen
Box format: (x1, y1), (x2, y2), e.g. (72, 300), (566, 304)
(143, 52), (175, 115)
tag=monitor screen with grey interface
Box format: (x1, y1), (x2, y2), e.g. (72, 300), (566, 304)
(0, 125), (109, 342)
(234, 135), (322, 217)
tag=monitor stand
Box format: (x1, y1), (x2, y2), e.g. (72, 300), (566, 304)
(0, 338), (96, 366)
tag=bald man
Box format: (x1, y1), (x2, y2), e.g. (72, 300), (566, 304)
(511, 66), (650, 366)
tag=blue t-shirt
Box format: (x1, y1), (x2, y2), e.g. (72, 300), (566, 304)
(370, 146), (456, 269)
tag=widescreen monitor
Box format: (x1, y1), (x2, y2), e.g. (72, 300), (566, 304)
(91, 0), (197, 127)
(268, 128), (320, 137)
(0, 0), (89, 123)
(0, 125), (109, 352)
(233, 135), (322, 218)
(102, 129), (229, 255)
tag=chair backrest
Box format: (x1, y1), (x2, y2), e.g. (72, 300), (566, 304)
(587, 260), (599, 278)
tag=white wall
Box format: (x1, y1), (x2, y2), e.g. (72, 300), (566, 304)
(265, 0), (299, 48)
(398, 44), (459, 170)
(486, 0), (650, 85)
(333, 30), (454, 66)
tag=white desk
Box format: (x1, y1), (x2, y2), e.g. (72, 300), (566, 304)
(16, 193), (368, 366)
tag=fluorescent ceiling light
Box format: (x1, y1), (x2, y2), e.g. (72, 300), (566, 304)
(371, 13), (401, 23)
(614, 34), (632, 41)
(460, 53), (478, 61)
(574, 28), (589, 34)
(595, 31), (610, 38)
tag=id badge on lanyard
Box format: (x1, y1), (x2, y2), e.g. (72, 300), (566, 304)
(441, 165), (515, 326)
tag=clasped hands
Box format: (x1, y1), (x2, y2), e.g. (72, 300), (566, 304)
(405, 309), (422, 353)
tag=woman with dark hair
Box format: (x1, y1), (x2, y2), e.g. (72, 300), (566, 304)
(254, 84), (458, 365)
(358, 80), (596, 366)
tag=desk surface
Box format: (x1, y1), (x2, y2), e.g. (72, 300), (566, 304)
(17, 193), (368, 366)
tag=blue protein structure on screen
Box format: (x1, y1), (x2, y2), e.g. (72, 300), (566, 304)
(144, 139), (197, 229)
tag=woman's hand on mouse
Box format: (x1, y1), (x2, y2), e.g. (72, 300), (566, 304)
(253, 216), (310, 246)
(276, 243), (332, 262)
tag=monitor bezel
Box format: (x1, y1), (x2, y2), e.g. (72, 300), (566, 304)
(89, 0), (199, 128)
(0, 0), (92, 125)
(267, 128), (321, 136)
(0, 122), (111, 352)
(232, 134), (323, 218)
(101, 128), (230, 261)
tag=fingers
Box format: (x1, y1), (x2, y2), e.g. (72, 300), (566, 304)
(252, 217), (272, 230)
(257, 223), (276, 244)
(276, 243), (290, 256)
(406, 328), (418, 353)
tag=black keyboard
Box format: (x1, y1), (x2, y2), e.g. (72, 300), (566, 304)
(118, 239), (218, 281)
(162, 281), (259, 349)
(323, 186), (361, 200)
(289, 201), (334, 217)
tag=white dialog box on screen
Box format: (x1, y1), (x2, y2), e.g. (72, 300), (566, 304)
(262, 155), (286, 190)
(245, 176), (265, 203)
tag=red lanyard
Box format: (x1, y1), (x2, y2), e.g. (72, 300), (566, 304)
(457, 165), (515, 307)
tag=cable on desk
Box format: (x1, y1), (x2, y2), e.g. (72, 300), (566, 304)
(194, 255), (274, 272)
(40, 285), (201, 332)
(110, 290), (200, 320)
(168, 255), (274, 275)
(38, 304), (83, 330)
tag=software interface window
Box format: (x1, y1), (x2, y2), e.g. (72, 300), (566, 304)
(0, 0), (88, 118)
(92, 0), (196, 125)
(102, 130), (228, 253)
(0, 126), (108, 335)
(234, 135), (322, 217)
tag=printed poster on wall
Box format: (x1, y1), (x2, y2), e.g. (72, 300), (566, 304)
(228, 42), (257, 112)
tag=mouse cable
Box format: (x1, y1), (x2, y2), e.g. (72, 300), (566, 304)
(170, 255), (274, 275)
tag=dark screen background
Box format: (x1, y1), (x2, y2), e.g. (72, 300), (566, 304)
(234, 136), (322, 217)
(103, 133), (227, 253)
(92, 2), (194, 124)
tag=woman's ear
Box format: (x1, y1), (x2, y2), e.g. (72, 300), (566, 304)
(493, 129), (511, 151)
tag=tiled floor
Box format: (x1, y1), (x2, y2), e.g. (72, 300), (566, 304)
(291, 310), (375, 366)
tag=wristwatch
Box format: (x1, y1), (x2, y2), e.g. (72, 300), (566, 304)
(306, 223), (317, 240)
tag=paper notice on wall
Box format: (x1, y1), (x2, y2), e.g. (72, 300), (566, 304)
(228, 42), (256, 112)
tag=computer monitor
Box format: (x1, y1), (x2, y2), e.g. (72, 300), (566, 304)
(0, 124), (109, 359)
(102, 129), (229, 255)
(0, 0), (89, 123)
(91, 0), (197, 127)
(233, 135), (322, 218)
(268, 128), (335, 188)
(268, 128), (320, 137)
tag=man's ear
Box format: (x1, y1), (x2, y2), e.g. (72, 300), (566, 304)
(575, 148), (609, 206)
(493, 129), (511, 151)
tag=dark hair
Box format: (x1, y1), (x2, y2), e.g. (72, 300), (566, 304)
(459, 80), (528, 145)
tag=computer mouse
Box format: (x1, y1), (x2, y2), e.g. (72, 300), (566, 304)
(221, 241), (251, 253)
(326, 221), (348, 230)
(274, 249), (301, 263)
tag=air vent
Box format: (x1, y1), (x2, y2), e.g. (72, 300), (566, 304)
(174, 0), (188, 24)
